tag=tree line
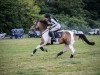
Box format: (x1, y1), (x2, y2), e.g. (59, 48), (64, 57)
(0, 0), (100, 34)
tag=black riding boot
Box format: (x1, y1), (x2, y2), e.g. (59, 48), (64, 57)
(51, 31), (56, 42)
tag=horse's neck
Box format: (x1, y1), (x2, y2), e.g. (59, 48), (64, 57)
(39, 27), (47, 32)
(39, 24), (48, 32)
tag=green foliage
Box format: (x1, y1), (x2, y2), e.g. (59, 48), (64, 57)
(36, 0), (100, 33)
(0, 0), (100, 34)
(18, 0), (41, 33)
(83, 0), (100, 20)
(0, 0), (19, 33)
(39, 0), (85, 16)
(0, 0), (41, 34)
(86, 19), (100, 29)
(54, 14), (90, 33)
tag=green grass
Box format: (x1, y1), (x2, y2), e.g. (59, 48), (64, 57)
(0, 36), (100, 75)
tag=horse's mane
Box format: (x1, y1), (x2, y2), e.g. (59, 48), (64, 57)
(39, 18), (50, 26)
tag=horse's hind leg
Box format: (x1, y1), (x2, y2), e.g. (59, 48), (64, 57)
(69, 44), (75, 58)
(56, 44), (67, 58)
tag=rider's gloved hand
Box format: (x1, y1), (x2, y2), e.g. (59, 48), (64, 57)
(47, 26), (51, 30)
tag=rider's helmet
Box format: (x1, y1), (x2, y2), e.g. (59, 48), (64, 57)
(44, 13), (51, 18)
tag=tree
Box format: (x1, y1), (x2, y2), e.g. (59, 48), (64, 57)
(83, 0), (100, 20)
(37, 0), (85, 16)
(0, 0), (41, 34)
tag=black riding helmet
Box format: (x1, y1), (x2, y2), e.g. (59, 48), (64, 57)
(44, 13), (51, 18)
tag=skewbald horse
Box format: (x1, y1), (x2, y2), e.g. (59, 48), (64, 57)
(31, 19), (95, 58)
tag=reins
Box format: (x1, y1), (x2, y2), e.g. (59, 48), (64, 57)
(42, 28), (49, 35)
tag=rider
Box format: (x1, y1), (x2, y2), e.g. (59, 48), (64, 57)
(44, 13), (61, 42)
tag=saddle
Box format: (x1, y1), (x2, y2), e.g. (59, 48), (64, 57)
(49, 31), (63, 40)
(48, 31), (63, 44)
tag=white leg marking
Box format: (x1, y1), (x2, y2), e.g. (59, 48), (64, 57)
(36, 42), (47, 49)
(69, 44), (75, 55)
(63, 44), (68, 52)
(35, 30), (49, 49)
(68, 31), (75, 55)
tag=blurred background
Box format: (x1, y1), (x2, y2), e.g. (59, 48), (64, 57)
(0, 0), (100, 38)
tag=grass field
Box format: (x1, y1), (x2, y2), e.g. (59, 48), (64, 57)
(0, 35), (100, 75)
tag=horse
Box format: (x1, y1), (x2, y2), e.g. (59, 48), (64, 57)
(31, 19), (95, 58)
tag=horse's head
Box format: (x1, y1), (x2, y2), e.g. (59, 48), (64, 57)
(29, 20), (40, 31)
(34, 19), (50, 32)
(34, 20), (40, 30)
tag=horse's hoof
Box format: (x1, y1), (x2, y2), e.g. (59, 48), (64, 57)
(30, 53), (34, 56)
(70, 54), (74, 58)
(45, 49), (48, 52)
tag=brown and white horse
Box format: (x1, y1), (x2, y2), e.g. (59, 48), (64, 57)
(31, 19), (95, 58)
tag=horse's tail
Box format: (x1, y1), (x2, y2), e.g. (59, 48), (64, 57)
(77, 34), (95, 45)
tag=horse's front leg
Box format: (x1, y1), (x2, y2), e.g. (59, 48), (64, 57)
(31, 33), (49, 56)
(36, 42), (47, 49)
(40, 41), (48, 52)
(31, 41), (47, 56)
(40, 46), (48, 52)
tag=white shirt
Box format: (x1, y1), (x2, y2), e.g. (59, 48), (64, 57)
(51, 18), (58, 26)
(48, 18), (61, 31)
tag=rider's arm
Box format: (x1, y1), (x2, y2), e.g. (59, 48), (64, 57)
(51, 18), (58, 26)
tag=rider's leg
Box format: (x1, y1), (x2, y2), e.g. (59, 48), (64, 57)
(51, 31), (56, 42)
(50, 25), (61, 42)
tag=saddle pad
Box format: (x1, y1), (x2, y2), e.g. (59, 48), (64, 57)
(49, 31), (63, 38)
